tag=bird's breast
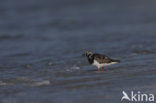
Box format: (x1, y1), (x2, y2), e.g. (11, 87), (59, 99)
(88, 58), (94, 64)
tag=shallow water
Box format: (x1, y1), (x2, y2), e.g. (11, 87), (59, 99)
(0, 0), (156, 103)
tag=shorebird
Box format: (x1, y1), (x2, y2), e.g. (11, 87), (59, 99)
(84, 51), (120, 71)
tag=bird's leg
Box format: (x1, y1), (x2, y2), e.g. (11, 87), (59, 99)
(98, 68), (100, 71)
(102, 67), (104, 71)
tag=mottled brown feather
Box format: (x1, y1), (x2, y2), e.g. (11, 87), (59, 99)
(94, 54), (116, 64)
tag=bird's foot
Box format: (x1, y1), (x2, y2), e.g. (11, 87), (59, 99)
(98, 68), (100, 71)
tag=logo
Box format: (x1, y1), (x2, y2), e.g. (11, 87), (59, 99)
(121, 91), (155, 102)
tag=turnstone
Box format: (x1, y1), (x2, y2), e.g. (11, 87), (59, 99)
(84, 51), (120, 71)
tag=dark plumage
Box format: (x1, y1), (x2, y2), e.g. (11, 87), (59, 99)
(84, 51), (120, 71)
(94, 54), (120, 64)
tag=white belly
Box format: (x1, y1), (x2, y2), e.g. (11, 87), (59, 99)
(92, 60), (117, 68)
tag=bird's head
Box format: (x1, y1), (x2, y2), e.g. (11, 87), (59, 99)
(85, 51), (93, 58)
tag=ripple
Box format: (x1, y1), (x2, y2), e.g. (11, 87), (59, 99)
(1, 77), (50, 87)
(0, 81), (7, 86)
(132, 50), (156, 55)
(30, 80), (50, 86)
(0, 34), (23, 40)
(66, 66), (81, 72)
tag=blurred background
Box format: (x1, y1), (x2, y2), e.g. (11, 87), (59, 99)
(0, 0), (156, 103)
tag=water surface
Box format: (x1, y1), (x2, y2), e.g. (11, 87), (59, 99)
(0, 0), (156, 103)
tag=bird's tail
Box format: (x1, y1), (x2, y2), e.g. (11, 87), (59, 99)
(111, 59), (120, 63)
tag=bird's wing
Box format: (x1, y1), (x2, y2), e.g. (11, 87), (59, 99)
(94, 54), (112, 64)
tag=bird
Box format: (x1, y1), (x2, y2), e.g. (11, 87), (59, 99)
(84, 51), (120, 71)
